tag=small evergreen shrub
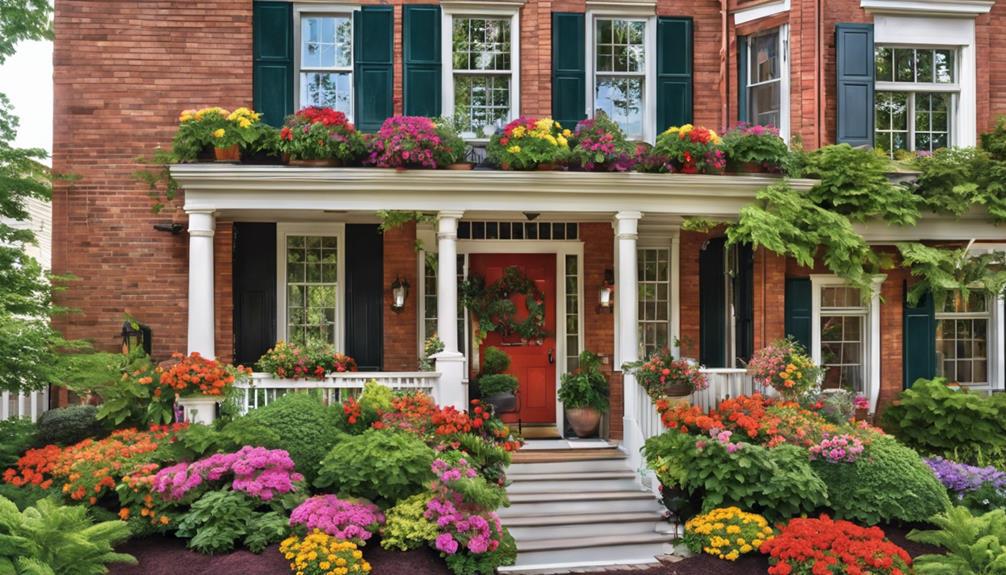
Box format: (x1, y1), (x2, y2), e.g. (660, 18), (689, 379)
(35, 405), (104, 446)
(477, 347), (518, 396)
(0, 417), (35, 470)
(380, 492), (438, 551)
(315, 429), (435, 506)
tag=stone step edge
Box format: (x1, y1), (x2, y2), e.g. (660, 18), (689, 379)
(516, 532), (676, 552)
(502, 511), (665, 527)
(508, 491), (656, 503)
(507, 471), (637, 481)
(497, 558), (661, 574)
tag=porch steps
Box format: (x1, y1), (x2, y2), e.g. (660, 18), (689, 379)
(500, 446), (678, 573)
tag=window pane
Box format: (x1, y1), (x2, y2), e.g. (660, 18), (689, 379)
(874, 91), (909, 158)
(750, 81), (780, 128)
(637, 248), (671, 358)
(752, 32), (778, 83)
(454, 75), (511, 136)
(915, 49), (933, 83)
(453, 17), (511, 71)
(895, 48), (915, 82)
(935, 50), (954, 83)
(875, 47), (893, 82)
(595, 76), (644, 139)
(301, 16), (352, 69)
(914, 92), (951, 153)
(595, 19), (645, 73)
(287, 235), (338, 347)
(300, 72), (352, 113)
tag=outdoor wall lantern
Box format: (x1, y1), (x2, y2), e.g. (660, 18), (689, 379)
(120, 318), (152, 355)
(391, 276), (410, 313)
(598, 269), (615, 311)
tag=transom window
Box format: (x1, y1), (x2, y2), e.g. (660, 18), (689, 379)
(285, 235), (340, 346)
(299, 14), (353, 115)
(745, 29), (783, 128)
(819, 286), (866, 392)
(638, 248), (671, 358)
(451, 17), (514, 137)
(874, 46), (958, 157)
(936, 291), (989, 386)
(593, 18), (647, 139)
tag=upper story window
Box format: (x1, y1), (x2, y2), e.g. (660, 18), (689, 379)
(739, 26), (789, 138)
(936, 291), (990, 386)
(874, 46), (958, 158)
(449, 16), (516, 138)
(592, 18), (648, 139)
(298, 13), (354, 116)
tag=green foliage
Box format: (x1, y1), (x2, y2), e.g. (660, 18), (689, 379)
(0, 485), (49, 512)
(908, 506), (1006, 574)
(898, 243), (1006, 309)
(242, 511), (290, 554)
(376, 210), (435, 233)
(982, 116), (1006, 161)
(477, 374), (519, 396)
(557, 351), (610, 412)
(0, 2), (52, 65)
(165, 424), (235, 461)
(0, 418), (35, 470)
(812, 435), (950, 525)
(442, 528), (517, 575)
(481, 346), (510, 375)
(86, 350), (174, 429)
(34, 406), (104, 446)
(175, 490), (266, 555)
(452, 433), (511, 485)
(360, 380), (394, 413)
(721, 125), (789, 171)
(0, 496), (136, 575)
(315, 429), (436, 506)
(912, 147), (991, 216)
(643, 431), (828, 522)
(222, 393), (342, 484)
(436, 450), (509, 511)
(380, 492), (438, 551)
(132, 148), (180, 213)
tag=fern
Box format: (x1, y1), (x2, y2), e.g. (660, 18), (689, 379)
(897, 243), (1006, 308)
(909, 506), (1006, 574)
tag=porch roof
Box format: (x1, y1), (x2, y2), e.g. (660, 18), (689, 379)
(170, 164), (818, 217)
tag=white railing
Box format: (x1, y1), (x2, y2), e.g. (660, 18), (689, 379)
(634, 368), (756, 444)
(1, 389), (49, 422)
(235, 372), (442, 415)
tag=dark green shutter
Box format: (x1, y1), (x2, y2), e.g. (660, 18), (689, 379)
(656, 17), (693, 132)
(552, 12), (586, 131)
(785, 278), (812, 352)
(253, 1), (294, 127)
(700, 238), (727, 368)
(354, 6), (394, 131)
(404, 5), (441, 117)
(903, 288), (936, 388)
(733, 244), (755, 364)
(737, 37), (749, 124)
(836, 23), (874, 146)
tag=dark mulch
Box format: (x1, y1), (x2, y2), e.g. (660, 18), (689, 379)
(108, 535), (451, 575)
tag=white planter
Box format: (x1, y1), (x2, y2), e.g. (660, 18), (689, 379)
(176, 395), (220, 425)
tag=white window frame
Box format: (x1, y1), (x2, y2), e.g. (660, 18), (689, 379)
(276, 222), (347, 350)
(441, 7), (521, 140)
(293, 4), (360, 121)
(740, 25), (790, 141)
(585, 13), (656, 142)
(810, 275), (883, 413)
(935, 290), (995, 388)
(636, 245), (672, 359)
(616, 223), (680, 367)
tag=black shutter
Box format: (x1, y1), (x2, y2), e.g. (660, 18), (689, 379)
(551, 12), (586, 130)
(785, 278), (813, 352)
(404, 5), (442, 117)
(737, 36), (749, 124)
(656, 17), (693, 132)
(700, 238), (727, 368)
(354, 6), (394, 131)
(836, 23), (875, 146)
(253, 1), (294, 126)
(345, 225), (384, 371)
(733, 244), (755, 365)
(233, 223), (277, 366)
(903, 288), (936, 388)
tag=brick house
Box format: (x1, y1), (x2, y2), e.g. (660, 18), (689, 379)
(52, 0), (1006, 446)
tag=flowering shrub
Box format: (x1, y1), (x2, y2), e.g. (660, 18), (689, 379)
(256, 342), (357, 379)
(625, 349), (708, 399)
(367, 116), (456, 168)
(381, 492), (438, 551)
(158, 352), (250, 397)
(634, 142), (673, 173)
(152, 445), (303, 502)
(854, 394), (870, 411)
(568, 113), (635, 171)
(486, 116), (570, 170)
(721, 123), (789, 173)
(684, 507), (774, 560)
(280, 530), (372, 575)
(278, 106), (366, 162)
(290, 495), (385, 546)
(116, 462), (176, 532)
(809, 433), (865, 464)
(173, 107), (229, 160)
(748, 339), (822, 400)
(762, 515), (913, 575)
(926, 457), (1006, 512)
(653, 124), (725, 174)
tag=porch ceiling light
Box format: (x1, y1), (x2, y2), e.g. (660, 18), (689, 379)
(391, 276), (410, 313)
(598, 269), (615, 312)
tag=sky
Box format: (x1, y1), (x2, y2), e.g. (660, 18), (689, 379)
(0, 40), (54, 157)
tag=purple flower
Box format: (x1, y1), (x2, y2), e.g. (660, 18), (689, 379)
(926, 457), (1006, 494)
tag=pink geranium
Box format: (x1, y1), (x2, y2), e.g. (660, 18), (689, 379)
(367, 116), (451, 168)
(290, 495), (385, 545)
(424, 457), (506, 557)
(152, 446), (303, 501)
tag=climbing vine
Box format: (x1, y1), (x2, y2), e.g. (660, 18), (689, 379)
(462, 266), (547, 344)
(898, 243), (1006, 308)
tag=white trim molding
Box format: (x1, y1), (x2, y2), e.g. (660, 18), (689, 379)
(733, 0), (791, 25)
(861, 0), (994, 15)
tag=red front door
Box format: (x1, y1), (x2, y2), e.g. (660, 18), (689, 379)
(469, 253), (557, 425)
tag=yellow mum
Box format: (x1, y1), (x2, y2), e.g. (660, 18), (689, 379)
(212, 128), (226, 139)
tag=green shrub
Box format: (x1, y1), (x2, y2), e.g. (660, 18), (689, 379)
(175, 490), (285, 555)
(0, 417), (35, 470)
(443, 527), (517, 575)
(642, 431), (827, 522)
(812, 435), (950, 525)
(242, 511), (290, 554)
(35, 405), (105, 446)
(481, 347), (510, 375)
(164, 423), (236, 461)
(380, 492), (438, 551)
(557, 351), (609, 411)
(0, 495), (136, 574)
(908, 506), (1006, 574)
(315, 428), (435, 506)
(0, 484), (50, 511)
(360, 380), (394, 412)
(222, 393), (342, 483)
(477, 347), (518, 396)
(452, 433), (511, 485)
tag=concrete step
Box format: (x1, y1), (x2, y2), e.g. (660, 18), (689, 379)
(505, 533), (677, 569)
(506, 470), (640, 493)
(500, 491), (663, 518)
(507, 457), (630, 475)
(505, 511), (668, 540)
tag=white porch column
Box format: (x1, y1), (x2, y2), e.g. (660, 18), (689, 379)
(616, 211), (644, 465)
(433, 210), (466, 409)
(187, 210), (216, 359)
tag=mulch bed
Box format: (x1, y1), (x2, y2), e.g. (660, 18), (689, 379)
(108, 535), (451, 575)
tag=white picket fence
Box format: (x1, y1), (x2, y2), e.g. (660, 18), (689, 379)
(635, 368), (756, 444)
(234, 372), (442, 415)
(0, 389), (49, 422)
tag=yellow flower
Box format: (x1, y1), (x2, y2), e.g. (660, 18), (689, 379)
(238, 118), (252, 128)
(507, 145), (521, 154)
(212, 128), (226, 139)
(535, 118), (554, 132)
(562, 129), (572, 137)
(725, 550), (740, 561)
(740, 544), (753, 553)
(512, 125), (526, 138)
(726, 525), (741, 534)
(556, 135), (568, 147)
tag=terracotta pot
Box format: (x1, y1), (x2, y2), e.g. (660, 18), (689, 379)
(288, 158), (342, 167)
(446, 162), (474, 170)
(213, 145), (240, 162)
(565, 407), (602, 438)
(662, 383), (693, 397)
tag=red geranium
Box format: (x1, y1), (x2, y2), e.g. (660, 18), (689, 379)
(762, 515), (912, 575)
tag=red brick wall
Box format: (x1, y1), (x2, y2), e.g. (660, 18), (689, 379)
(752, 248), (786, 351)
(679, 231), (705, 359)
(580, 223), (619, 439)
(382, 222), (419, 370)
(214, 221), (234, 365)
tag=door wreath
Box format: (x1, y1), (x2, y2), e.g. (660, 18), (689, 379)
(462, 266), (547, 344)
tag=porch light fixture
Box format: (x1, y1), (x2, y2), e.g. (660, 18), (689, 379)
(598, 269), (615, 312)
(120, 319), (152, 355)
(391, 276), (410, 313)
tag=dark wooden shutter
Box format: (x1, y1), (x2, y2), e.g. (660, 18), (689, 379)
(700, 238), (727, 368)
(784, 278), (813, 352)
(836, 23), (875, 146)
(903, 288), (936, 388)
(552, 12), (586, 131)
(345, 224), (384, 371)
(354, 6), (394, 131)
(253, 1), (294, 127)
(404, 5), (441, 117)
(233, 223), (277, 366)
(737, 36), (749, 124)
(733, 244), (754, 365)
(656, 17), (693, 132)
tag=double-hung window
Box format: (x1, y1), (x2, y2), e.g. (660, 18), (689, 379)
(297, 12), (354, 115)
(936, 291), (990, 386)
(637, 247), (671, 358)
(278, 225), (345, 349)
(744, 29), (784, 129)
(592, 18), (648, 140)
(448, 15), (516, 138)
(810, 276), (882, 403)
(874, 46), (957, 157)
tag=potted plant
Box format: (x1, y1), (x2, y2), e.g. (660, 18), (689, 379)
(476, 346), (519, 414)
(278, 106), (365, 166)
(486, 116), (570, 170)
(568, 112), (635, 172)
(435, 117), (471, 169)
(747, 338), (822, 401)
(173, 107), (230, 162)
(722, 123), (789, 173)
(653, 124), (725, 174)
(623, 349), (708, 402)
(158, 352), (250, 424)
(558, 350), (609, 437)
(366, 115), (458, 169)
(634, 142), (672, 173)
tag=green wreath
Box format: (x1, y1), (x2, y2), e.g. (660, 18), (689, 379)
(462, 266), (547, 343)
